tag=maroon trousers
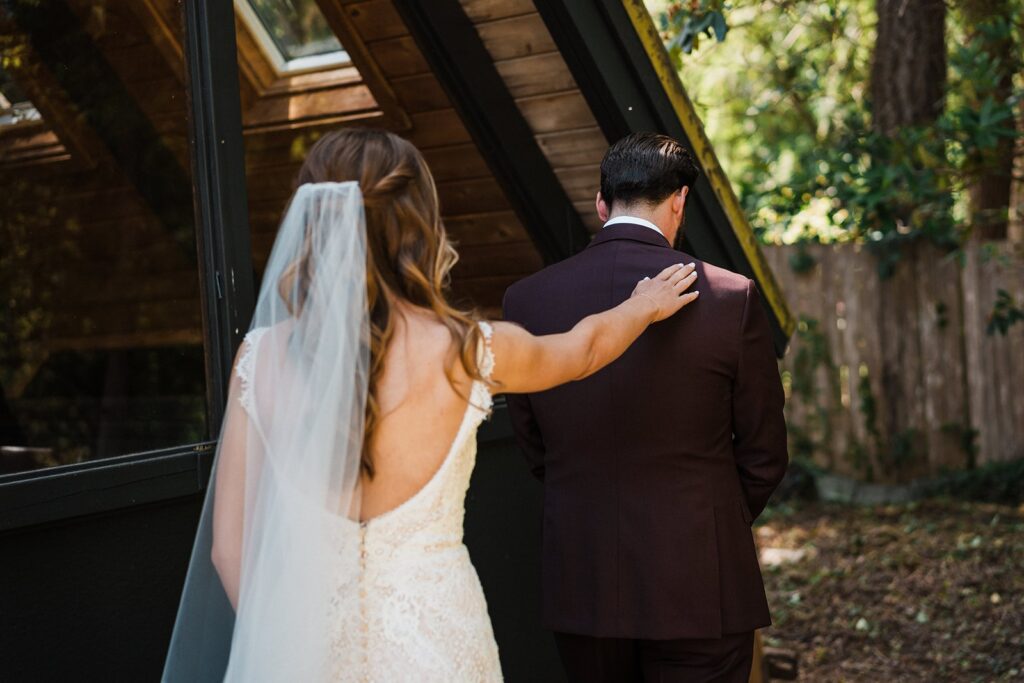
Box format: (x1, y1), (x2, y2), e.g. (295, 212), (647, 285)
(554, 631), (754, 683)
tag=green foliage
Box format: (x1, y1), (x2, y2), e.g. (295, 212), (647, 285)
(885, 429), (922, 478)
(935, 301), (949, 331)
(789, 315), (861, 471)
(246, 0), (341, 60)
(652, 0), (1024, 257)
(787, 424), (817, 461)
(845, 441), (873, 484)
(659, 1), (729, 56)
(787, 244), (817, 274)
(791, 316), (836, 404)
(855, 365), (879, 482)
(985, 289), (1024, 336)
(924, 458), (1024, 505)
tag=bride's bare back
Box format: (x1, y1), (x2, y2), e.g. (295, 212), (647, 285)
(359, 306), (476, 521)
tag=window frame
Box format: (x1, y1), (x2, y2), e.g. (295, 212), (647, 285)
(0, 0), (255, 530)
(233, 0), (350, 77)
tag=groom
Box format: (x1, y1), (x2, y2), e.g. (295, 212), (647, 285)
(503, 132), (788, 682)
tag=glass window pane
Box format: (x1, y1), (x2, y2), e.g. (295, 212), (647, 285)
(0, 65), (41, 125)
(246, 0), (343, 61)
(0, 1), (207, 475)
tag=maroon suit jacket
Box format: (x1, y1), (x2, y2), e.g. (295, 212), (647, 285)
(502, 222), (788, 639)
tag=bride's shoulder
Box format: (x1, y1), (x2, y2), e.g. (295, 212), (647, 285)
(242, 325), (270, 346)
(242, 320), (295, 350)
(233, 323), (282, 374)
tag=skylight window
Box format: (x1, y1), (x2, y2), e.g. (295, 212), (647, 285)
(236, 0), (349, 75)
(0, 67), (41, 127)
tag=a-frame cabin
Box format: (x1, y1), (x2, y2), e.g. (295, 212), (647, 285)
(0, 1), (792, 680)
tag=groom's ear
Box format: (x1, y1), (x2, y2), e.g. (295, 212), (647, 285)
(674, 187), (689, 214)
(596, 192), (610, 222)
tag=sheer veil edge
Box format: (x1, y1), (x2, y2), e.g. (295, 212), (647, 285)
(163, 182), (370, 681)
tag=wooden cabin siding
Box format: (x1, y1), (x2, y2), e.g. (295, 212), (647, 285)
(461, 1), (608, 236)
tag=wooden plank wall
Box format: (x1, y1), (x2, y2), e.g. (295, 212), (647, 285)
(458, 0), (609, 235)
(763, 242), (1023, 483)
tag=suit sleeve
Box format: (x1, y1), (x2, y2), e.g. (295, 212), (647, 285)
(502, 287), (546, 481)
(732, 280), (789, 521)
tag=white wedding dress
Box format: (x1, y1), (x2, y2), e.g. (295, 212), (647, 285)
(235, 321), (504, 683)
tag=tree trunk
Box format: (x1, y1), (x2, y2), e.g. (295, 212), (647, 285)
(959, 0), (1018, 240)
(870, 0), (947, 134)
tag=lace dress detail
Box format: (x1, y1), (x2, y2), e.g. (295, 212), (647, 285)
(477, 320), (496, 388)
(327, 321), (502, 682)
(236, 327), (268, 416)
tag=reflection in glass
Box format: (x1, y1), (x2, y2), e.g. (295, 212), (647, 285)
(0, 1), (207, 475)
(245, 0), (344, 62)
(0, 65), (40, 126)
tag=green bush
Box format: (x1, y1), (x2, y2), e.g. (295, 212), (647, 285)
(922, 459), (1024, 505)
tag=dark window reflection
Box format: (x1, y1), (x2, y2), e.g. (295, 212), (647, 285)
(0, 0), (207, 475)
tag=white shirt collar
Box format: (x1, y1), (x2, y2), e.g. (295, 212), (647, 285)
(602, 215), (663, 236)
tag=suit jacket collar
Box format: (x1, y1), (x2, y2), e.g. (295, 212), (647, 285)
(588, 222), (672, 250)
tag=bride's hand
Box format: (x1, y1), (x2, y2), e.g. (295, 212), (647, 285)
(631, 263), (699, 322)
(490, 262), (699, 394)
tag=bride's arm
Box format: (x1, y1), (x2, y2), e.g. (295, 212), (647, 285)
(490, 262), (698, 394)
(211, 349), (248, 610)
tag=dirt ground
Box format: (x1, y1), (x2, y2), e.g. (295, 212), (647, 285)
(755, 500), (1024, 682)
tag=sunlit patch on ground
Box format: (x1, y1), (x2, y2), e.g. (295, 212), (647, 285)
(755, 501), (1024, 681)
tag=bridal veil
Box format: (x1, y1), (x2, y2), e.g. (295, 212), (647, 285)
(163, 182), (370, 681)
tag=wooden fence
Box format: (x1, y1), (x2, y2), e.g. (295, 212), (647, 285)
(763, 241), (1024, 483)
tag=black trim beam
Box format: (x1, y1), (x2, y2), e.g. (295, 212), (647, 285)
(184, 0), (256, 423)
(534, 0), (789, 353)
(0, 443), (213, 532)
(391, 0), (589, 264)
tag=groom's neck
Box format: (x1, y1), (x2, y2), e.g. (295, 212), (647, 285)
(608, 203), (677, 244)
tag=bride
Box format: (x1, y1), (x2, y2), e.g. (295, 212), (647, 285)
(163, 128), (698, 682)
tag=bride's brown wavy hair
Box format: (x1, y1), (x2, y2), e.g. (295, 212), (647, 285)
(287, 128), (485, 478)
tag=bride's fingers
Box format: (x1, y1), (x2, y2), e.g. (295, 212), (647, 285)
(668, 289), (700, 312)
(667, 263), (695, 285)
(669, 265), (696, 286)
(673, 271), (698, 291)
(657, 262), (689, 281)
(678, 290), (700, 307)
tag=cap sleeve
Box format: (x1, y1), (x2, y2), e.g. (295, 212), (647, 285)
(236, 327), (268, 416)
(477, 321), (495, 382)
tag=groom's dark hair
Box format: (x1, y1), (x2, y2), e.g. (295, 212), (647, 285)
(599, 132), (699, 210)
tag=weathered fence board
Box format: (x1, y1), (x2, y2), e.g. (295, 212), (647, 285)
(961, 241), (1024, 469)
(765, 241), (1022, 483)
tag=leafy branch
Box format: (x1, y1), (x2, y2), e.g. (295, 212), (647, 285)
(986, 289), (1024, 336)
